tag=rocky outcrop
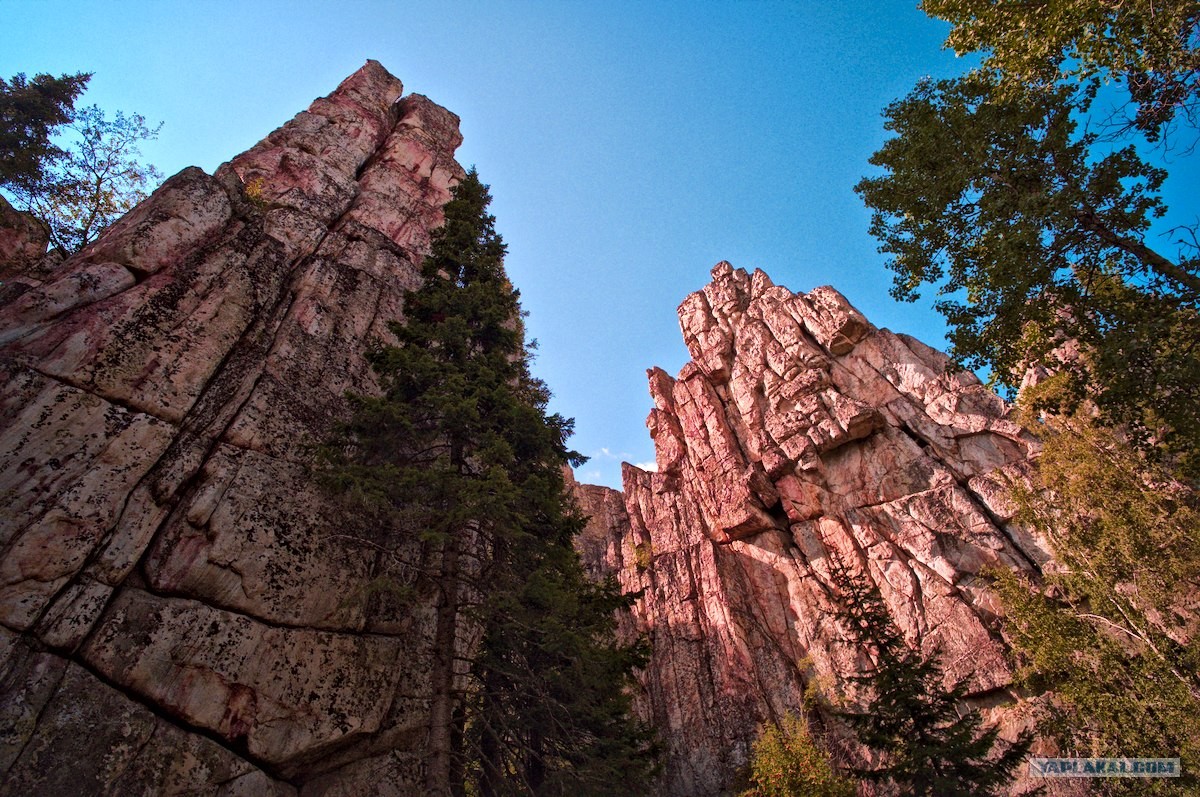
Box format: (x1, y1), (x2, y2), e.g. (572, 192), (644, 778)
(0, 61), (465, 795)
(0, 58), (1057, 797)
(0, 195), (49, 280)
(577, 262), (1051, 796)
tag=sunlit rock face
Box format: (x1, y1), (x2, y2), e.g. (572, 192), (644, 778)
(1, 56), (1056, 797)
(0, 61), (465, 795)
(575, 262), (1052, 797)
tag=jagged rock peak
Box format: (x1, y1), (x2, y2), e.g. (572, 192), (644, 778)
(1, 62), (467, 795)
(577, 262), (1053, 797)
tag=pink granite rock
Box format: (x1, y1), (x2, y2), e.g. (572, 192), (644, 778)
(576, 262), (1051, 796)
(0, 195), (49, 279)
(0, 61), (465, 794)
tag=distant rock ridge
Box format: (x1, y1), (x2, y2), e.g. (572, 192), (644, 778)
(575, 262), (1052, 797)
(0, 61), (466, 795)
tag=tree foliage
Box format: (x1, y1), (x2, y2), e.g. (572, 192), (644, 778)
(922, 0), (1200, 140)
(319, 169), (656, 796)
(0, 73), (161, 255)
(855, 70), (1200, 471)
(739, 713), (855, 797)
(469, 539), (658, 796)
(830, 558), (1031, 796)
(0, 71), (90, 191)
(991, 391), (1200, 794)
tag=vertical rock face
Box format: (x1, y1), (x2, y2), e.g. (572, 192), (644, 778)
(0, 61), (465, 795)
(576, 262), (1050, 796)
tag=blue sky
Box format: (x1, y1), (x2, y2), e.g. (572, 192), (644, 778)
(8, 2), (1193, 488)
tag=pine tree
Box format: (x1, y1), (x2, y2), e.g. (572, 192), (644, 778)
(319, 168), (655, 796)
(829, 557), (1031, 796)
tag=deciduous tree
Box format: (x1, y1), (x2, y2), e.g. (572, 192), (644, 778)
(991, 390), (1200, 793)
(1, 72), (161, 256)
(922, 0), (1200, 140)
(739, 713), (855, 797)
(856, 70), (1200, 472)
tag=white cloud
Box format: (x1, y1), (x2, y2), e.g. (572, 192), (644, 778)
(633, 461), (658, 472)
(592, 447), (631, 461)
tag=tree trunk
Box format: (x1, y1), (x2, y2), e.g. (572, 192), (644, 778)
(525, 727), (545, 793)
(425, 535), (460, 796)
(1076, 208), (1200, 295)
(478, 668), (502, 797)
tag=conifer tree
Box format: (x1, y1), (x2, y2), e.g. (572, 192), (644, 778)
(829, 557), (1030, 796)
(0, 71), (90, 192)
(320, 168), (655, 796)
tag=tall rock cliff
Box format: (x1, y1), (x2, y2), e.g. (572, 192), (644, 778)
(575, 262), (1051, 796)
(2, 61), (1053, 797)
(0, 61), (466, 795)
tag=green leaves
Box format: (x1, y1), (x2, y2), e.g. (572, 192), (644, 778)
(921, 0), (1200, 139)
(0, 71), (90, 193)
(992, 409), (1200, 791)
(740, 714), (855, 797)
(0, 75), (162, 255)
(857, 65), (1200, 471)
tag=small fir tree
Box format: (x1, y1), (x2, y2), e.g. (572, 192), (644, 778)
(830, 557), (1031, 796)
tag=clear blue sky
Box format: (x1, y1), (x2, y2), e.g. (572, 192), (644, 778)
(7, 2), (1194, 488)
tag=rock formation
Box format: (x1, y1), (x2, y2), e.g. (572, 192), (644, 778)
(0, 196), (49, 279)
(0, 61), (466, 795)
(575, 262), (1051, 796)
(1, 60), (1052, 797)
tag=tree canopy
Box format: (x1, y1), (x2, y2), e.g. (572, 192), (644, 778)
(861, 6), (1200, 788)
(858, 5), (1200, 473)
(922, 0), (1200, 140)
(856, 70), (1200, 471)
(990, 392), (1200, 793)
(0, 72), (161, 255)
(0, 71), (90, 192)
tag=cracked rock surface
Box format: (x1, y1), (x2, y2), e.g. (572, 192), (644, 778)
(575, 262), (1051, 797)
(0, 61), (464, 795)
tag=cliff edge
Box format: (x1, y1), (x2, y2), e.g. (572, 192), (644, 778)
(0, 61), (465, 795)
(576, 262), (1051, 796)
